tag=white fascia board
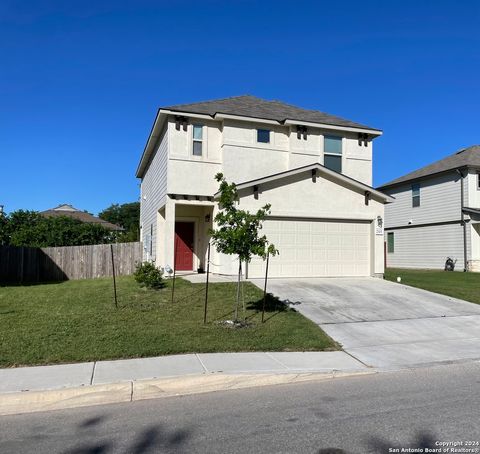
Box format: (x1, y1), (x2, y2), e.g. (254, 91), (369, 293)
(217, 163), (394, 203)
(214, 113), (280, 125)
(159, 109), (214, 121)
(283, 119), (382, 136)
(136, 110), (166, 178)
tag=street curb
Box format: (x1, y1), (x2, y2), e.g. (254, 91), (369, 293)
(0, 369), (376, 416)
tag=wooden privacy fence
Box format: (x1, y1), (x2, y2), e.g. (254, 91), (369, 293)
(0, 242), (143, 283)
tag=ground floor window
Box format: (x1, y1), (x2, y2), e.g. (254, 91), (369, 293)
(387, 232), (394, 253)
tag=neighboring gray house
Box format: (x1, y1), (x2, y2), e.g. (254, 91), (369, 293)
(378, 145), (480, 272)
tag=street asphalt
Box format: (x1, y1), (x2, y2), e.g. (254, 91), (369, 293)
(1, 361), (479, 454)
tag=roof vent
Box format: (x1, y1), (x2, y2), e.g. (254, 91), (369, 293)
(456, 145), (480, 155)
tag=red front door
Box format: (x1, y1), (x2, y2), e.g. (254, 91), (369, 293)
(174, 222), (194, 271)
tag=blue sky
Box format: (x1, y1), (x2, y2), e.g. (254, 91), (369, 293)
(1, 0), (479, 214)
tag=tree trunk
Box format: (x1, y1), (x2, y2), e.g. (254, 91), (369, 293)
(241, 272), (246, 321)
(235, 259), (242, 321)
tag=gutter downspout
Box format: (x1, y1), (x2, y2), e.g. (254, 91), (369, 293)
(457, 168), (468, 272)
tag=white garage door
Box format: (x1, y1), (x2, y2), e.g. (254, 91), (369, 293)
(247, 218), (371, 278)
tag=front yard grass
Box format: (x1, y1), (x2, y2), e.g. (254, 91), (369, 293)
(385, 268), (480, 305)
(0, 276), (336, 367)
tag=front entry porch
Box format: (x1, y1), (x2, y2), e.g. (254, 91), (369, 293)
(156, 197), (214, 273)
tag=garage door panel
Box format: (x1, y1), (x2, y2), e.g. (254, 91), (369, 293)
(312, 249), (326, 261)
(342, 236), (355, 248)
(311, 223), (326, 233)
(296, 234), (310, 246)
(312, 235), (327, 247)
(280, 221), (296, 232)
(340, 250), (355, 261)
(248, 218), (371, 278)
(282, 233), (296, 244)
(326, 223), (341, 233)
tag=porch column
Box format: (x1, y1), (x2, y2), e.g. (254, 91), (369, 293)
(165, 197), (176, 271)
(209, 203), (221, 274)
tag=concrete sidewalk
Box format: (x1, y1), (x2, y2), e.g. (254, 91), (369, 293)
(0, 351), (373, 416)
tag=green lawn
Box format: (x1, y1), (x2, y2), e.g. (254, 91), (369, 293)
(385, 268), (480, 305)
(0, 276), (336, 367)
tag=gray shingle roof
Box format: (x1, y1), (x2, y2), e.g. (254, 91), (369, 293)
(378, 145), (480, 189)
(163, 95), (380, 131)
(40, 205), (124, 231)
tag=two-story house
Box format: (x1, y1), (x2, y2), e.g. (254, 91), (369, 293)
(136, 95), (392, 278)
(378, 145), (480, 272)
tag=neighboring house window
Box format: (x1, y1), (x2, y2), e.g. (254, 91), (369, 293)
(150, 224), (153, 256)
(477, 172), (480, 190)
(387, 232), (394, 253)
(324, 136), (343, 173)
(257, 129), (270, 143)
(193, 125), (203, 156)
(412, 183), (420, 207)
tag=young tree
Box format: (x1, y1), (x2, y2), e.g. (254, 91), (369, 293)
(210, 173), (278, 321)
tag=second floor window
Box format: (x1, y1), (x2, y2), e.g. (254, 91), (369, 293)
(412, 183), (420, 207)
(324, 136), (342, 173)
(257, 129), (270, 143)
(193, 125), (203, 156)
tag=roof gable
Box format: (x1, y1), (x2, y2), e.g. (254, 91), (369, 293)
(378, 145), (480, 190)
(215, 163), (393, 203)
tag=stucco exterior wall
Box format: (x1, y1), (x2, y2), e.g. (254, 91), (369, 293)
(343, 132), (373, 186)
(215, 171), (386, 276)
(221, 120), (373, 186)
(167, 118), (221, 196)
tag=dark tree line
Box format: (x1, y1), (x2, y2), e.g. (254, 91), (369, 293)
(0, 202), (140, 247)
(98, 202), (140, 242)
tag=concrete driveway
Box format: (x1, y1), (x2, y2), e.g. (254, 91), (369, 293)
(251, 277), (480, 369)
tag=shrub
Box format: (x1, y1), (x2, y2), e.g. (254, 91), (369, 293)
(134, 262), (165, 289)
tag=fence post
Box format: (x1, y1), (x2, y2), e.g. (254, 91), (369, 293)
(171, 236), (178, 304)
(262, 252), (270, 323)
(110, 244), (118, 309)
